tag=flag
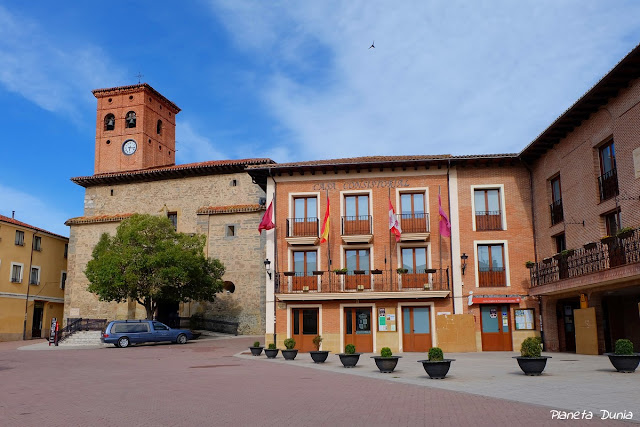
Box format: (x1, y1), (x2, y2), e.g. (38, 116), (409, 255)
(438, 194), (451, 237)
(320, 196), (330, 243)
(258, 201), (274, 234)
(389, 199), (402, 242)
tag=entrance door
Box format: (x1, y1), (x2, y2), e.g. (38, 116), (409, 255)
(344, 307), (373, 352)
(402, 306), (432, 352)
(292, 308), (319, 352)
(32, 302), (44, 338)
(480, 305), (512, 351)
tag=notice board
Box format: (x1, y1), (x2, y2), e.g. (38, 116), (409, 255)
(378, 307), (396, 332)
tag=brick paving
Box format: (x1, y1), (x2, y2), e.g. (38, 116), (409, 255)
(0, 336), (631, 427)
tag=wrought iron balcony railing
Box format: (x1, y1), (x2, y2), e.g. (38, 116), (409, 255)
(399, 213), (430, 233)
(549, 199), (563, 225)
(286, 217), (319, 238)
(598, 168), (619, 202)
(475, 211), (502, 231)
(341, 215), (372, 235)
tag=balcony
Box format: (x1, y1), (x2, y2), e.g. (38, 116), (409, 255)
(475, 211), (502, 231)
(341, 215), (373, 243)
(549, 199), (563, 225)
(274, 268), (449, 300)
(529, 227), (640, 289)
(598, 168), (619, 202)
(399, 213), (430, 241)
(285, 217), (319, 245)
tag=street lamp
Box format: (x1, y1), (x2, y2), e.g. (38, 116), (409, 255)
(264, 258), (272, 280)
(460, 253), (469, 276)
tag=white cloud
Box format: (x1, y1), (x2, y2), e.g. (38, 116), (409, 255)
(0, 6), (127, 121)
(209, 0), (640, 159)
(0, 184), (70, 237)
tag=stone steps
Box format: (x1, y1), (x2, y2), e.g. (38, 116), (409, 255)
(59, 330), (104, 346)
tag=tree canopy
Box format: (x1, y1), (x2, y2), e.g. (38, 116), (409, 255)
(85, 214), (225, 319)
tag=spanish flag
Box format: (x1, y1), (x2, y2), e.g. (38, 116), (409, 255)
(320, 196), (330, 243)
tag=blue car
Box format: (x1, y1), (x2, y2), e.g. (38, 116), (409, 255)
(101, 320), (193, 348)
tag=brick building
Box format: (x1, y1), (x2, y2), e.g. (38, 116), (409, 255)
(64, 84), (274, 334)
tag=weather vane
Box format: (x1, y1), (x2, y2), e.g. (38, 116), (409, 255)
(135, 72), (144, 84)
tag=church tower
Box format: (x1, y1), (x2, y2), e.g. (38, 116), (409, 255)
(92, 84), (181, 174)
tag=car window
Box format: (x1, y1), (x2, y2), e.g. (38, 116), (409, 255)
(112, 323), (149, 333)
(152, 321), (169, 330)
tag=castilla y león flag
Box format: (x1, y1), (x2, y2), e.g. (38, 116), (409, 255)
(258, 201), (275, 234)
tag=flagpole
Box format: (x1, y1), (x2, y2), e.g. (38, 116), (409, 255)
(326, 189), (331, 273)
(439, 186), (442, 272)
(272, 188), (277, 347)
(389, 187), (393, 291)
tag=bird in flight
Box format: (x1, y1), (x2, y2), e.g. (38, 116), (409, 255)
(369, 41), (375, 49)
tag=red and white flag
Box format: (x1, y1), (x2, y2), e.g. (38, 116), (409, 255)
(389, 199), (402, 242)
(258, 201), (275, 234)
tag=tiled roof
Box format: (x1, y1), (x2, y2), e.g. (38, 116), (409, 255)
(71, 158), (275, 187)
(0, 214), (69, 240)
(247, 155), (451, 170)
(92, 83), (181, 113)
(197, 204), (265, 215)
(65, 213), (134, 226)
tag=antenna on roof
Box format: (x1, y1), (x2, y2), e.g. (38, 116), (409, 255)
(135, 72), (144, 84)
(12, 210), (15, 219)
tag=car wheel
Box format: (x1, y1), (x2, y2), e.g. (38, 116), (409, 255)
(176, 334), (187, 344)
(118, 337), (130, 348)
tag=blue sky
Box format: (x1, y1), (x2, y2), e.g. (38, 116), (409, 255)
(1, 1), (640, 237)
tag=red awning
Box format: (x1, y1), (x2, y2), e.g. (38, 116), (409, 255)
(472, 297), (521, 304)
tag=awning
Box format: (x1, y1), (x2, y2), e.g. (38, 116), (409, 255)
(471, 297), (521, 305)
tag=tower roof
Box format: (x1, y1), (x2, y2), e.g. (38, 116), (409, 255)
(92, 83), (181, 113)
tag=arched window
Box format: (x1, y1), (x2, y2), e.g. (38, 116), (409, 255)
(104, 114), (115, 131)
(125, 111), (137, 128)
(157, 119), (162, 135)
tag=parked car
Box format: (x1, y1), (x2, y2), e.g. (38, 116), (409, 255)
(101, 320), (193, 348)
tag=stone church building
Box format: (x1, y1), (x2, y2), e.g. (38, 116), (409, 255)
(64, 84), (273, 334)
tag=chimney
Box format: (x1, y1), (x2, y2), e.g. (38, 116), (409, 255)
(12, 210), (15, 219)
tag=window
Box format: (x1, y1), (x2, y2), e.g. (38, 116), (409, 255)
(554, 233), (566, 253)
(64, 243), (68, 258)
(167, 212), (177, 231)
(599, 139), (618, 201)
(30, 266), (40, 285)
(152, 321), (169, 331)
(604, 209), (621, 236)
(231, 179), (237, 187)
(400, 192), (428, 233)
(15, 230), (24, 246)
(550, 176), (563, 225)
(32, 236), (41, 251)
(156, 119), (163, 135)
(477, 244), (506, 286)
(345, 249), (370, 273)
(474, 189), (502, 230)
(226, 225), (236, 237)
(125, 111), (137, 128)
(291, 196), (318, 237)
(104, 114), (115, 131)
(343, 194), (371, 235)
(401, 247), (427, 273)
(11, 263), (23, 283)
(61, 271), (67, 290)
(293, 251), (317, 275)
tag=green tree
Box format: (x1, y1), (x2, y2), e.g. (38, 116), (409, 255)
(85, 214), (224, 319)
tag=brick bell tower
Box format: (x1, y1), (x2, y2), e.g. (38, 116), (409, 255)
(92, 83), (181, 174)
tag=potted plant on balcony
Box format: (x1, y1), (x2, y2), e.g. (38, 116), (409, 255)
(249, 341), (263, 356)
(371, 268), (383, 275)
(354, 269), (365, 275)
(334, 268), (348, 275)
(309, 335), (329, 363)
(583, 242), (597, 251)
(337, 343), (361, 368)
(283, 271), (296, 277)
(616, 227), (635, 240)
(264, 343), (279, 359)
(418, 347), (455, 379)
(604, 339), (640, 373)
(601, 235), (616, 246)
(513, 336), (551, 376)
(396, 267), (409, 274)
(312, 270), (324, 275)
(525, 261), (535, 269)
(282, 338), (298, 360)
(371, 347), (401, 373)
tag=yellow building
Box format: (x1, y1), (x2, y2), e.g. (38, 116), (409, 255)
(0, 214), (68, 341)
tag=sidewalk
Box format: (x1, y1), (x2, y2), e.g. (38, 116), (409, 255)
(237, 350), (639, 422)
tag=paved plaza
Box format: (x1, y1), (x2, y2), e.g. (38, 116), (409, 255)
(0, 334), (637, 426)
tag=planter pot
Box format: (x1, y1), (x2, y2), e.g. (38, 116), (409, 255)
(604, 353), (640, 373)
(354, 270), (365, 275)
(249, 346), (263, 356)
(425, 268), (437, 274)
(312, 271), (324, 276)
(371, 356), (402, 373)
(417, 359), (455, 379)
(264, 348), (279, 359)
(310, 351), (330, 363)
(513, 356), (551, 376)
(282, 349), (299, 360)
(617, 230), (634, 240)
(583, 242), (597, 250)
(283, 272), (296, 277)
(337, 353), (361, 368)
(371, 269), (382, 275)
(334, 271), (347, 275)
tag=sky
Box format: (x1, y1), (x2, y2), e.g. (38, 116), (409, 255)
(1, 1), (640, 237)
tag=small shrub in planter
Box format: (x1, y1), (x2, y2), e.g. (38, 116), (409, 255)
(604, 339), (640, 373)
(396, 268), (409, 274)
(616, 227), (635, 239)
(249, 340), (264, 356)
(334, 268), (348, 274)
(371, 347), (401, 373)
(310, 335), (329, 363)
(264, 343), (279, 359)
(418, 347), (454, 379)
(282, 338), (298, 360)
(513, 336), (550, 376)
(338, 344), (361, 368)
(525, 261), (535, 269)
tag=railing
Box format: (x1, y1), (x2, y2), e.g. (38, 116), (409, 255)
(598, 168), (619, 201)
(341, 215), (372, 235)
(530, 228), (640, 288)
(478, 267), (506, 287)
(399, 213), (429, 233)
(275, 268), (449, 294)
(549, 199), (563, 225)
(57, 318), (108, 344)
(185, 317), (239, 335)
(475, 211), (502, 231)
(286, 217), (319, 238)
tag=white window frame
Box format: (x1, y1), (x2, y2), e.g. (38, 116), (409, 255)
(396, 187), (430, 230)
(473, 240), (511, 287)
(10, 262), (24, 283)
(30, 265), (41, 285)
(470, 184), (507, 231)
(60, 270), (67, 290)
